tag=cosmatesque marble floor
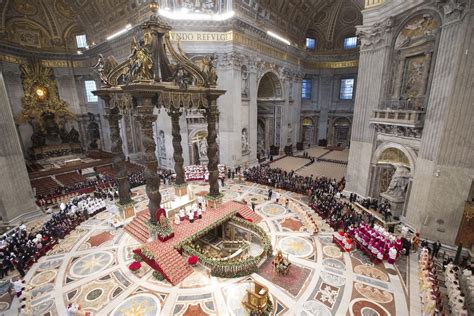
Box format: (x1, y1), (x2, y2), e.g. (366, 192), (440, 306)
(1, 180), (419, 316)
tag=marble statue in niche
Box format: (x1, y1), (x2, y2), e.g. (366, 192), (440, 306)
(87, 113), (100, 150)
(241, 128), (249, 154)
(241, 65), (249, 97)
(199, 139), (208, 159)
(383, 166), (410, 199)
(67, 127), (80, 143)
(158, 130), (166, 158)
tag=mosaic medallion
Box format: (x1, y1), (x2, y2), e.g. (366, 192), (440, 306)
(279, 236), (314, 258)
(354, 265), (389, 282)
(322, 258), (345, 270)
(349, 299), (390, 316)
(30, 270), (57, 286)
(323, 245), (342, 258)
(262, 203), (287, 217)
(111, 293), (161, 316)
(354, 283), (393, 303)
(70, 252), (113, 278)
(320, 271), (346, 287)
(298, 300), (332, 316)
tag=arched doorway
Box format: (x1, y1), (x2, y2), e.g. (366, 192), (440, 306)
(257, 71), (283, 156)
(331, 117), (351, 148)
(190, 130), (208, 165)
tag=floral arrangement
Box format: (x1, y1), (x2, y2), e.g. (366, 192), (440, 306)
(140, 247), (155, 260)
(129, 261), (141, 271)
(133, 253), (143, 262)
(152, 271), (164, 281)
(147, 218), (173, 238)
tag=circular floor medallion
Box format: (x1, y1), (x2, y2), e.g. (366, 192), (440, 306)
(86, 288), (104, 302)
(30, 270), (57, 286)
(322, 258), (345, 270)
(299, 300), (332, 316)
(323, 245), (342, 258)
(262, 204), (287, 217)
(111, 293), (161, 316)
(278, 236), (314, 258)
(70, 252), (113, 278)
(321, 271), (346, 287)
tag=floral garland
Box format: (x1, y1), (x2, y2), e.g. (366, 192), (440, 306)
(140, 247), (155, 260)
(147, 218), (173, 237)
(152, 271), (164, 281)
(180, 216), (272, 278)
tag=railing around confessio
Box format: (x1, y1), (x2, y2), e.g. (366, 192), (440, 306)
(181, 216), (272, 278)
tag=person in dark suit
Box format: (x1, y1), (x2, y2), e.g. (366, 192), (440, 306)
(432, 240), (441, 258)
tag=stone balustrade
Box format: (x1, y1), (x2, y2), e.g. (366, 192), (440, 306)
(371, 109), (425, 127)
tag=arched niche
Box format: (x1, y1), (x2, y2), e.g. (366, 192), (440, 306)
(369, 143), (418, 209)
(257, 71), (282, 99)
(189, 129), (208, 165)
(387, 12), (441, 110)
(256, 71), (284, 154)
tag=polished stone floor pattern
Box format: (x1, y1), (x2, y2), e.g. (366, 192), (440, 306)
(3, 180), (417, 315)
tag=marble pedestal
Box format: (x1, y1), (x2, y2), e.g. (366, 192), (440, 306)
(380, 193), (405, 218)
(117, 201), (136, 220)
(174, 183), (188, 197)
(206, 194), (223, 209)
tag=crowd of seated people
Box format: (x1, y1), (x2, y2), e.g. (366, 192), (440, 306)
(244, 165), (343, 195)
(184, 164), (225, 181)
(0, 204), (85, 279)
(35, 175), (113, 207)
(348, 223), (401, 263)
(443, 260), (472, 315)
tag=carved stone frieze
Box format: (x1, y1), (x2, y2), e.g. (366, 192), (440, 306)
(435, 0), (467, 21)
(374, 124), (422, 139)
(216, 52), (245, 69)
(356, 17), (394, 50)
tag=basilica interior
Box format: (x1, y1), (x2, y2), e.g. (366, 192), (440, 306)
(0, 0), (473, 315)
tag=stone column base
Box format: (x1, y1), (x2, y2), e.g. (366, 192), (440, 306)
(206, 194), (223, 209)
(117, 201), (136, 220)
(380, 193), (405, 218)
(174, 183), (188, 197)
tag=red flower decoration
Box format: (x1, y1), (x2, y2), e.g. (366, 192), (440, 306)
(129, 261), (141, 271)
(188, 256), (198, 265)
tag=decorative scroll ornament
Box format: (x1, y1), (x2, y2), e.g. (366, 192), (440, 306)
(16, 60), (74, 131)
(91, 54), (118, 87)
(356, 17), (393, 49)
(435, 0), (467, 20)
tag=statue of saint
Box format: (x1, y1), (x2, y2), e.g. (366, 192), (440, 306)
(201, 56), (217, 86)
(384, 166), (410, 199)
(241, 129), (249, 153)
(199, 140), (207, 158)
(127, 35), (153, 82)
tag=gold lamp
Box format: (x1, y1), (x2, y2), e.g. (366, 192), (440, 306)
(33, 85), (48, 102)
(149, 0), (159, 13)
